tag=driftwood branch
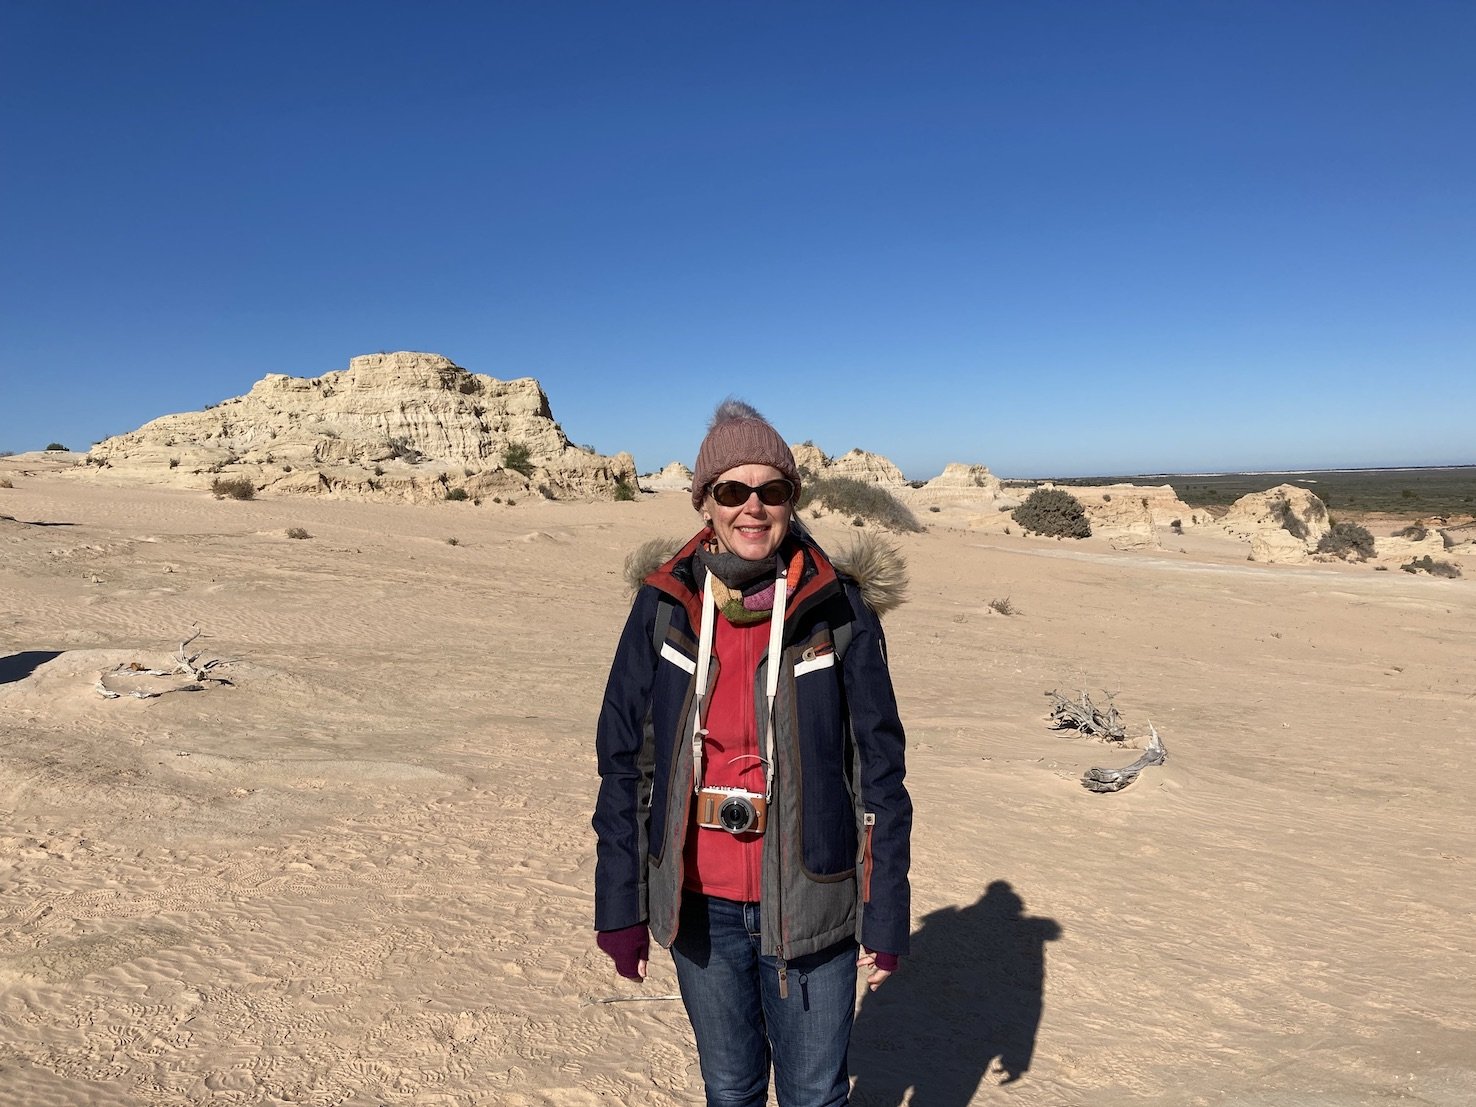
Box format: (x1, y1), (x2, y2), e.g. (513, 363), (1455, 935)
(1081, 725), (1167, 793)
(1045, 688), (1127, 742)
(95, 627), (234, 699)
(174, 626), (232, 684)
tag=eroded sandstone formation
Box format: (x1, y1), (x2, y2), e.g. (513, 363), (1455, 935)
(83, 352), (637, 501)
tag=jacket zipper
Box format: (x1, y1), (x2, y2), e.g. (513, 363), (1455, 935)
(862, 812), (876, 903)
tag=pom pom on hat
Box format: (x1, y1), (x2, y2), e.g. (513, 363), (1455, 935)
(691, 399), (802, 510)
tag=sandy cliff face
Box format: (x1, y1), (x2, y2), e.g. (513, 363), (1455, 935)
(83, 352), (637, 501)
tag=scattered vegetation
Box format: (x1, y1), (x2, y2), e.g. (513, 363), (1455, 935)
(286, 527), (311, 540)
(1012, 488), (1091, 539)
(387, 437), (423, 463)
(797, 476), (923, 533)
(210, 477), (256, 500)
(1170, 518), (1183, 534)
(928, 505), (940, 513)
(1269, 496), (1316, 540)
(444, 488), (469, 502)
(988, 597), (1017, 616)
(1394, 524), (1428, 541)
(168, 457), (180, 469)
(1316, 520), (1375, 561)
(446, 536), (460, 546)
(503, 441), (535, 477)
(1164, 468), (1476, 518)
(45, 442), (68, 451)
(1401, 556), (1461, 578)
(0, 478), (12, 489)
(613, 477), (636, 502)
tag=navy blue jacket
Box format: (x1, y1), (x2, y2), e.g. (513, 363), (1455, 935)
(593, 529), (912, 960)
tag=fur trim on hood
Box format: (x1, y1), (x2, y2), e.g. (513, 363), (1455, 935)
(623, 528), (908, 616)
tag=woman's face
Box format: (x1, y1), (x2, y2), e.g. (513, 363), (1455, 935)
(705, 463), (793, 561)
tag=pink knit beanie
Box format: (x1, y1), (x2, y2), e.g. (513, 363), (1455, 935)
(691, 399), (802, 510)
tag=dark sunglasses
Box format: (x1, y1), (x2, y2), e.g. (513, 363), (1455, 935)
(709, 478), (795, 508)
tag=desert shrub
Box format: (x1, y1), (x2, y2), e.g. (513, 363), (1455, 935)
(45, 442), (68, 451)
(503, 442), (535, 477)
(988, 597), (1016, 616)
(1395, 524), (1428, 541)
(1011, 488), (1091, 539)
(387, 437), (422, 463)
(286, 527), (311, 540)
(1170, 518), (1183, 534)
(613, 478), (636, 502)
(0, 478), (12, 489)
(210, 477), (255, 500)
(373, 464), (384, 476)
(446, 536), (460, 546)
(797, 476), (923, 533)
(928, 505), (940, 513)
(168, 457), (180, 469)
(1401, 556), (1461, 578)
(445, 488), (469, 502)
(1270, 497), (1310, 540)
(1316, 520), (1375, 560)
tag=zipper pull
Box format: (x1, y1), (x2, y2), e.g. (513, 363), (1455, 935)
(776, 957), (789, 999)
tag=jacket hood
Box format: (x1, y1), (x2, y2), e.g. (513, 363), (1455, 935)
(623, 525), (908, 616)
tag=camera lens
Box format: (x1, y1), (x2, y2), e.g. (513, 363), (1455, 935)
(718, 797), (755, 833)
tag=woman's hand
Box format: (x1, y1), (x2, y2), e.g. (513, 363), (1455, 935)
(597, 924), (650, 982)
(856, 946), (898, 991)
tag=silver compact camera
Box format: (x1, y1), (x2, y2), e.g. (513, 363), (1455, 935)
(697, 786), (768, 835)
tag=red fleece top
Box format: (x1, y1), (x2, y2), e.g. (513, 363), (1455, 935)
(682, 614), (769, 901)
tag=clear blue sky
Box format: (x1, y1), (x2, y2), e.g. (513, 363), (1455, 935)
(2, 2), (1471, 478)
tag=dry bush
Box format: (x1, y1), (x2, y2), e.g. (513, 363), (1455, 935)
(286, 527), (311, 540)
(988, 597), (1017, 616)
(1316, 520), (1374, 561)
(210, 477), (256, 500)
(1402, 555), (1461, 578)
(797, 476), (923, 533)
(1012, 488), (1091, 539)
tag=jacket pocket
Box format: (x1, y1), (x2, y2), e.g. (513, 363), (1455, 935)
(794, 649), (835, 678)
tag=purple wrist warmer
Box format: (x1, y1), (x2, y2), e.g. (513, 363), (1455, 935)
(872, 950), (899, 973)
(596, 924), (649, 981)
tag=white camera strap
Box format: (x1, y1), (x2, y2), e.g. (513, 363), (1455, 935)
(690, 562), (789, 803)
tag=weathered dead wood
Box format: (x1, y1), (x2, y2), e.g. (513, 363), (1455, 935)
(1081, 726), (1167, 793)
(95, 627), (234, 699)
(1045, 688), (1127, 742)
(174, 627), (232, 684)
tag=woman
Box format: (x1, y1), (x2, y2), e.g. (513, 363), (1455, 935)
(593, 400), (912, 1107)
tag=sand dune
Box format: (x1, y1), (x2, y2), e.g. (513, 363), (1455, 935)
(2, 462), (1472, 1105)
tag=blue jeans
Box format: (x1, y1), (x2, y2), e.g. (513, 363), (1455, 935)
(671, 893), (856, 1107)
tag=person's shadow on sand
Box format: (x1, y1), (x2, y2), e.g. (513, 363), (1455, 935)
(849, 881), (1062, 1106)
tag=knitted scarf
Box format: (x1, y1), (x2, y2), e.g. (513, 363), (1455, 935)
(697, 544), (806, 626)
